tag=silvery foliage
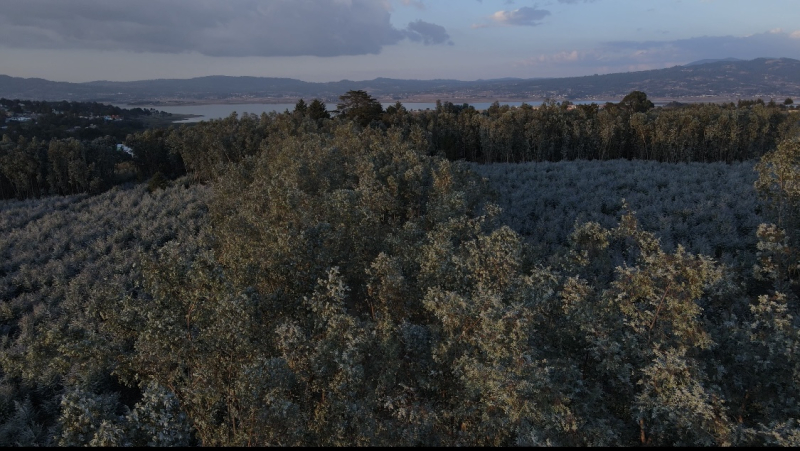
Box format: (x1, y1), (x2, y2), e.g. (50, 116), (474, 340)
(0, 110), (798, 446)
(0, 179), (209, 445)
(56, 381), (191, 446)
(472, 159), (761, 270)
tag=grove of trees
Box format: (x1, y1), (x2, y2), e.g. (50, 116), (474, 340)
(2, 91), (797, 202)
(0, 91), (799, 445)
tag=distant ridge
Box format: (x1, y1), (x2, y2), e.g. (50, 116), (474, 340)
(684, 57), (744, 66)
(0, 57), (798, 103)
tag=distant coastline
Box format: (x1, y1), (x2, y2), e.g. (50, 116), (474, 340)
(3, 58), (797, 106)
(129, 95), (750, 108)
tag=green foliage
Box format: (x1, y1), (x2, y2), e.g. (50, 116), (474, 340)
(753, 139), (800, 294)
(0, 181), (211, 445)
(114, 122), (590, 445)
(124, 128), (185, 180)
(0, 98), (166, 143)
(293, 98), (308, 115)
(414, 97), (793, 163)
(620, 90), (655, 114)
(56, 382), (193, 446)
(336, 90), (384, 127)
(146, 171), (168, 193)
(474, 159), (763, 270)
(2, 93), (795, 201)
(0, 135), (127, 199)
(0, 397), (47, 446)
(308, 99), (331, 121)
(1, 98), (800, 446)
(755, 139), (800, 230)
(560, 209), (730, 445)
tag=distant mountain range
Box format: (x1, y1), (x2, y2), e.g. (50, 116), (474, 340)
(1, 57), (798, 104)
(684, 58), (745, 67)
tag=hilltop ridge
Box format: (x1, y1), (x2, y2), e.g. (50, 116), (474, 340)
(0, 57), (798, 104)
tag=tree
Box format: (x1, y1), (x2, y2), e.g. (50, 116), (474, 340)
(620, 90), (654, 114)
(753, 138), (800, 292)
(382, 101), (409, 129)
(308, 99), (331, 121)
(294, 98), (308, 115)
(336, 90), (383, 127)
(785, 98), (794, 106)
(384, 100), (406, 116)
(124, 128), (185, 180)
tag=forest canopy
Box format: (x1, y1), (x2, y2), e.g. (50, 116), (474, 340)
(0, 92), (799, 446)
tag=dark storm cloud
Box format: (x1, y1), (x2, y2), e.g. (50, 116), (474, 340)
(404, 20), (452, 45)
(0, 0), (452, 57)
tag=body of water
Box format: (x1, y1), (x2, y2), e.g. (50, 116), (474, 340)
(122, 100), (621, 123)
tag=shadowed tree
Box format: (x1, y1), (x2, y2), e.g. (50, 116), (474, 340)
(620, 91), (655, 114)
(336, 90), (383, 127)
(308, 99), (331, 121)
(294, 99), (308, 115)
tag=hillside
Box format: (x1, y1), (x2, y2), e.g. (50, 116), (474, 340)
(1, 121), (799, 446)
(1, 58), (798, 104)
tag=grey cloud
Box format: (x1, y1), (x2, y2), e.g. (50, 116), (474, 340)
(0, 0), (452, 57)
(604, 31), (800, 63)
(405, 20), (452, 45)
(517, 31), (800, 73)
(492, 6), (550, 26)
(399, 0), (426, 9)
(557, 0), (599, 4)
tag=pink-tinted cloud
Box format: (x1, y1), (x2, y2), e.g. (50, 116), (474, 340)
(488, 6), (551, 27)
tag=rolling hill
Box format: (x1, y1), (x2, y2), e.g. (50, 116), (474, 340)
(0, 57), (798, 104)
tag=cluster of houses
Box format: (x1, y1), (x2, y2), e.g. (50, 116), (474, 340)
(6, 116), (32, 122)
(78, 114), (124, 121)
(1, 110), (126, 126)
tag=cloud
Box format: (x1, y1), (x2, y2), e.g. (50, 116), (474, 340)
(399, 0), (425, 9)
(491, 7), (551, 26)
(404, 20), (453, 45)
(489, 6), (551, 26)
(514, 30), (800, 73)
(515, 50), (580, 66)
(557, 0), (599, 3)
(0, 0), (451, 57)
(604, 31), (800, 63)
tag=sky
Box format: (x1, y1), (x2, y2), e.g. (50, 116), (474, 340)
(0, 0), (799, 83)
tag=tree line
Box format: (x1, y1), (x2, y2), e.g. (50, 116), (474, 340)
(420, 92), (796, 164)
(0, 135), (132, 199)
(136, 89), (800, 183)
(1, 90), (797, 200)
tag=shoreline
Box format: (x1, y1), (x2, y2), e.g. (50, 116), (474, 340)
(125, 94), (786, 108)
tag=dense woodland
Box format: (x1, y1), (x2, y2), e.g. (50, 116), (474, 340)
(1, 91), (797, 201)
(0, 98), (185, 199)
(0, 90), (799, 446)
